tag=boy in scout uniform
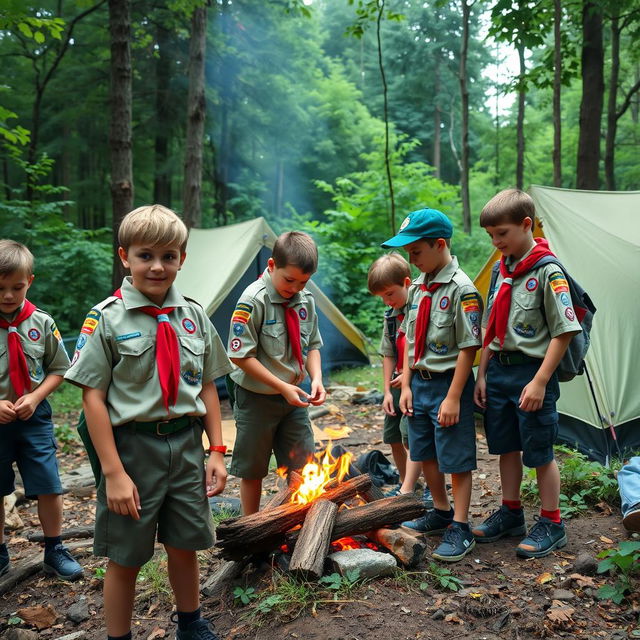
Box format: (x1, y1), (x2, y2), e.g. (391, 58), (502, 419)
(227, 231), (326, 515)
(382, 209), (482, 562)
(367, 254), (424, 500)
(473, 189), (582, 558)
(65, 205), (232, 640)
(0, 240), (83, 580)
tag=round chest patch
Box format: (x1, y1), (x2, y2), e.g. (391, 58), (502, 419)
(565, 307), (575, 321)
(472, 325), (480, 338)
(298, 308), (307, 321)
(399, 216), (411, 231)
(439, 296), (450, 311)
(525, 277), (538, 292)
(230, 337), (242, 352)
(182, 318), (196, 334)
(27, 328), (41, 341)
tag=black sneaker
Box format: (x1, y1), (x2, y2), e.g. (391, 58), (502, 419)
(623, 503), (640, 533)
(472, 505), (527, 543)
(402, 509), (453, 535)
(432, 523), (476, 562)
(516, 516), (567, 558)
(174, 617), (220, 640)
(0, 549), (9, 577)
(43, 544), (83, 581)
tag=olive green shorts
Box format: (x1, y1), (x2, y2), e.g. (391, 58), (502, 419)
(94, 421), (214, 568)
(383, 386), (409, 446)
(230, 386), (315, 479)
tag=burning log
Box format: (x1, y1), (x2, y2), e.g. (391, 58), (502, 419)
(289, 499), (338, 580)
(263, 470), (303, 510)
(216, 474), (372, 559)
(366, 527), (426, 568)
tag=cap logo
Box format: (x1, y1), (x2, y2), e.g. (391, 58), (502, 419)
(399, 216), (411, 231)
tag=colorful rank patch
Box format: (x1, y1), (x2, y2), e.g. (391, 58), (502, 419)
(549, 272), (569, 293)
(81, 309), (101, 336)
(565, 307), (575, 321)
(461, 296), (480, 313)
(182, 318), (197, 334)
(231, 309), (251, 323)
(525, 277), (538, 292)
(299, 308), (308, 320)
(439, 296), (450, 311)
(27, 328), (40, 341)
(235, 302), (253, 314)
(230, 337), (242, 352)
(51, 323), (62, 342)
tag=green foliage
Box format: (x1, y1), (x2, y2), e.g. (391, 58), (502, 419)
(54, 421), (79, 454)
(318, 569), (361, 594)
(49, 383), (82, 415)
(233, 585), (258, 605)
(521, 446), (620, 518)
(7, 616), (23, 626)
(137, 553), (171, 599)
(597, 541), (640, 604)
(395, 564), (462, 593)
(328, 364), (381, 391)
(94, 567), (106, 579)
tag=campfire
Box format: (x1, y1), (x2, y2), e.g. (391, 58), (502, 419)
(214, 445), (427, 582)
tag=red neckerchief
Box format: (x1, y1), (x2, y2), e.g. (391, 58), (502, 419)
(113, 289), (180, 414)
(395, 313), (406, 373)
(483, 238), (555, 348)
(283, 302), (304, 375)
(414, 283), (444, 363)
(0, 300), (37, 397)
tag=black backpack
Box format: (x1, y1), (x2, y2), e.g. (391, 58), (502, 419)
(489, 257), (596, 382)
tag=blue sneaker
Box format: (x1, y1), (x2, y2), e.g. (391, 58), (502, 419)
(422, 486), (433, 509)
(472, 505), (527, 543)
(516, 516), (567, 558)
(174, 617), (220, 640)
(402, 509), (453, 535)
(43, 544), (83, 581)
(0, 549), (8, 577)
(432, 523), (476, 562)
(384, 484), (403, 497)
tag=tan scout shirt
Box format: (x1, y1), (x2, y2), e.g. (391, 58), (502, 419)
(482, 248), (582, 358)
(64, 277), (232, 426)
(228, 268), (323, 395)
(400, 257), (482, 372)
(378, 304), (408, 366)
(0, 306), (70, 402)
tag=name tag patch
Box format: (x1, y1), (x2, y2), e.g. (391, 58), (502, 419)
(116, 332), (142, 342)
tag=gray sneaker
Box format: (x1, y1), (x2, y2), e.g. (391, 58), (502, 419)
(432, 523), (476, 562)
(43, 544), (83, 581)
(472, 505), (527, 543)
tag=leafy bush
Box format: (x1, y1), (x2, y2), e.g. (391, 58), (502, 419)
(597, 541), (640, 604)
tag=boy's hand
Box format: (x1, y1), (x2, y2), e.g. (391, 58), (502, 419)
(474, 376), (487, 409)
(13, 393), (39, 420)
(105, 470), (141, 520)
(281, 383), (310, 407)
(206, 452), (228, 497)
(382, 391), (396, 416)
(399, 388), (413, 416)
(0, 400), (16, 423)
(308, 380), (326, 406)
(519, 379), (545, 412)
(438, 396), (460, 427)
(390, 374), (403, 389)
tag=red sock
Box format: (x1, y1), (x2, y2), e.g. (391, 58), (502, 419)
(540, 508), (561, 523)
(503, 499), (522, 511)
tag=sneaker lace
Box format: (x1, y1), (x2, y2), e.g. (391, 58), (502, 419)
(442, 525), (462, 546)
(485, 508), (506, 525)
(526, 517), (551, 542)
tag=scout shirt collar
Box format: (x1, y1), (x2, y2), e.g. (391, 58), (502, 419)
(118, 276), (191, 310)
(415, 256), (459, 287)
(261, 267), (304, 305)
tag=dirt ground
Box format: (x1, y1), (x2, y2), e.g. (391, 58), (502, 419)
(0, 388), (638, 640)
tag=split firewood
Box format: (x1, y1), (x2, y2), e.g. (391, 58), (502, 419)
(289, 499), (338, 580)
(263, 470), (303, 510)
(28, 526), (94, 543)
(216, 474), (371, 558)
(201, 559), (247, 597)
(366, 527), (426, 568)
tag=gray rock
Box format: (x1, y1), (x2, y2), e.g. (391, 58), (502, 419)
(431, 608), (445, 620)
(66, 597), (89, 624)
(327, 548), (397, 580)
(551, 588), (575, 601)
(573, 552), (598, 576)
(2, 630), (39, 640)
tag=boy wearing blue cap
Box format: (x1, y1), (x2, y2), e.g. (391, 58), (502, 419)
(382, 209), (482, 562)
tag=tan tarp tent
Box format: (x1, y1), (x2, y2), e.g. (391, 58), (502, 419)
(175, 217), (370, 377)
(474, 185), (640, 463)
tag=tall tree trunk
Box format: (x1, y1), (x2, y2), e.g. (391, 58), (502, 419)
(604, 15), (620, 191)
(515, 42), (526, 190)
(576, 0), (604, 190)
(552, 0), (562, 187)
(182, 6), (207, 228)
(154, 23), (172, 206)
(432, 51), (442, 178)
(459, 0), (471, 233)
(108, 0), (133, 289)
(494, 43), (500, 187)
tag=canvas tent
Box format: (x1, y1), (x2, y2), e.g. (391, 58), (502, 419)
(474, 185), (640, 464)
(175, 217), (370, 388)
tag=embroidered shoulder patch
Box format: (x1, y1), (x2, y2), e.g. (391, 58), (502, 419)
(549, 272), (569, 294)
(232, 302), (252, 324)
(51, 322), (63, 342)
(461, 293), (480, 313)
(81, 309), (101, 336)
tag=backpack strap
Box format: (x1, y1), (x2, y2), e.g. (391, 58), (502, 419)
(385, 309), (398, 361)
(488, 260), (501, 301)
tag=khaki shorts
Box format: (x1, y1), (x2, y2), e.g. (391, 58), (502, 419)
(383, 386), (409, 446)
(94, 420), (214, 567)
(230, 386), (315, 479)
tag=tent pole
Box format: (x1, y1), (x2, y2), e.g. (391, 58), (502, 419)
(583, 362), (619, 465)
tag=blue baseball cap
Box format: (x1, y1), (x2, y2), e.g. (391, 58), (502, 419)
(381, 208), (453, 247)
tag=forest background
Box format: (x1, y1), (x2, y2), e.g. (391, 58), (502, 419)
(1, 0), (639, 344)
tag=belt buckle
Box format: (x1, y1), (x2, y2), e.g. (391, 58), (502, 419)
(498, 353), (510, 366)
(419, 369), (432, 380)
(156, 420), (172, 436)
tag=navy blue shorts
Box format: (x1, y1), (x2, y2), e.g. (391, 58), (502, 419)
(407, 370), (477, 474)
(0, 400), (63, 498)
(484, 357), (560, 468)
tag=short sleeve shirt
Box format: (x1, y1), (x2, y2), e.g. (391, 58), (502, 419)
(0, 306), (70, 402)
(378, 303), (408, 360)
(400, 257), (482, 372)
(228, 268), (323, 394)
(482, 249), (582, 357)
(64, 277), (232, 426)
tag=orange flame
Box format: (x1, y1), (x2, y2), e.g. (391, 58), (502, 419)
(331, 537), (380, 552)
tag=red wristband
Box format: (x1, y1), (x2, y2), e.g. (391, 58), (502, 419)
(208, 445), (227, 454)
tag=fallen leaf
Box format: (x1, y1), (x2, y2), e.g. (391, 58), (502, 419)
(536, 572), (555, 584)
(569, 573), (597, 588)
(444, 613), (464, 624)
(546, 601), (575, 624)
(16, 605), (58, 630)
(599, 535), (613, 544)
(469, 592), (484, 599)
(147, 629), (165, 640)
